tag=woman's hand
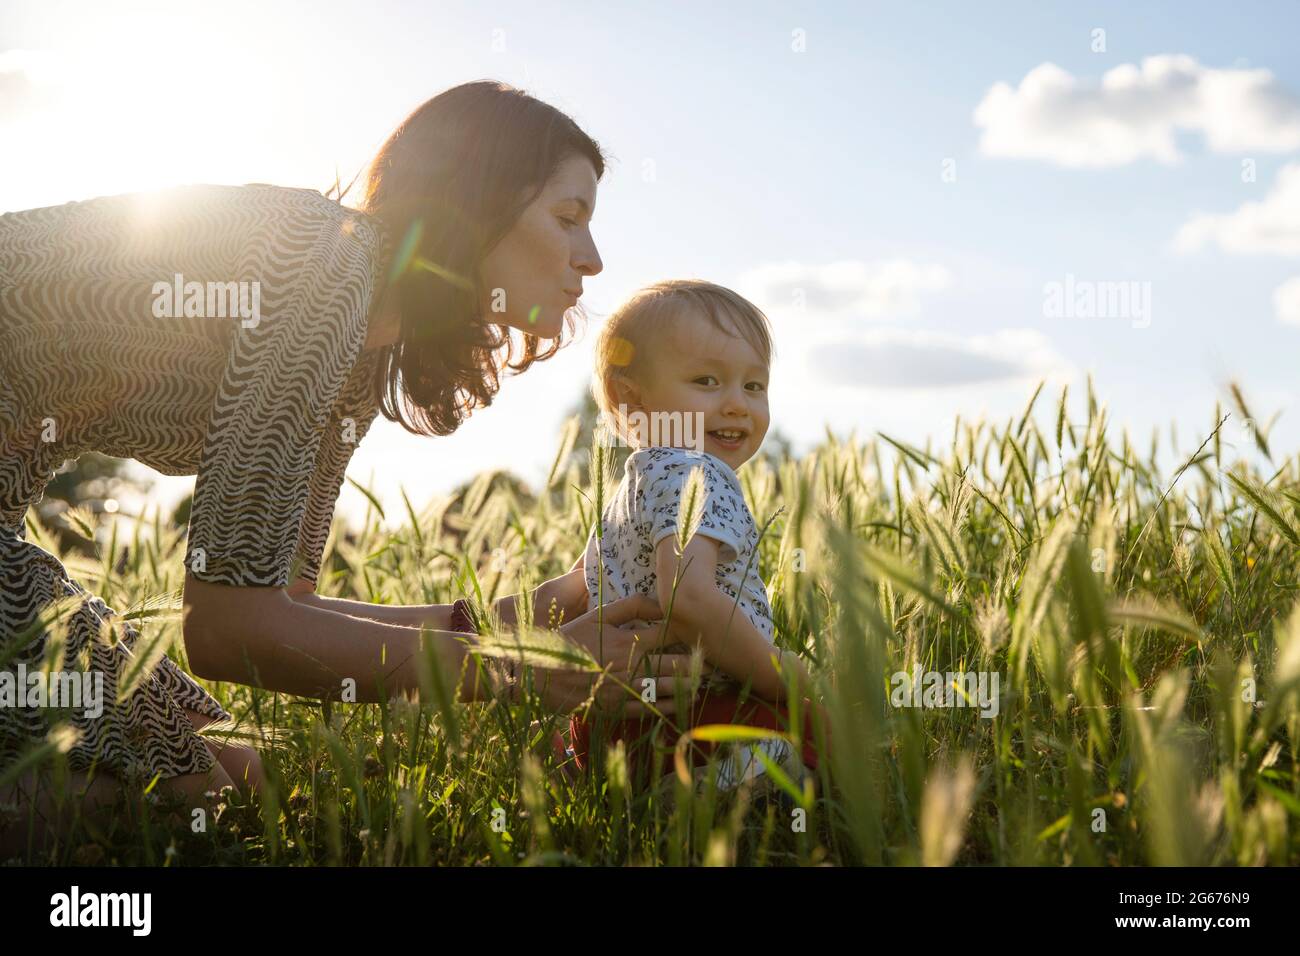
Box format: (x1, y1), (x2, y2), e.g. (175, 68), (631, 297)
(527, 594), (698, 716)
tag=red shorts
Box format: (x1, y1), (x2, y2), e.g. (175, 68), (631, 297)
(568, 689), (826, 784)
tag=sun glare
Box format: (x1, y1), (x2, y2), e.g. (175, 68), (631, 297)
(4, 9), (287, 212)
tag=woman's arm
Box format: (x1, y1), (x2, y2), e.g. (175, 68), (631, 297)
(283, 554), (588, 632)
(185, 576), (474, 700)
(654, 535), (811, 702)
(285, 578), (454, 629)
(183, 576), (691, 715)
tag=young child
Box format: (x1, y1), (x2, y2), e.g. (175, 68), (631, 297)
(568, 279), (820, 790)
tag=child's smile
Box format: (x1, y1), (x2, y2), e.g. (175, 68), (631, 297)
(707, 427), (748, 454)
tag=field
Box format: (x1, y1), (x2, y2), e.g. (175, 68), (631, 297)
(5, 379), (1299, 866)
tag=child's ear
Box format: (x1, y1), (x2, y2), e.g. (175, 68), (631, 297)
(609, 373), (642, 411)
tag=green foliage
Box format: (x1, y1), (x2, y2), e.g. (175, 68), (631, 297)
(7, 383), (1300, 866)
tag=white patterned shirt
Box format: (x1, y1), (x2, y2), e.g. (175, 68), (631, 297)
(581, 447), (799, 788)
(583, 447), (774, 642)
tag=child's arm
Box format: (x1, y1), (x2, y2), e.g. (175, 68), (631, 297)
(654, 534), (810, 702)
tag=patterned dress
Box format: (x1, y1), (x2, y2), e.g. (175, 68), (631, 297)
(0, 183), (390, 781)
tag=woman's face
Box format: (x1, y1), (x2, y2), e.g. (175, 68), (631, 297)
(479, 153), (603, 338)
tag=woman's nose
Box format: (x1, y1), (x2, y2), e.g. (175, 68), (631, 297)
(574, 228), (603, 276)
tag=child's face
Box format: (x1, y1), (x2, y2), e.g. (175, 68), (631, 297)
(619, 309), (770, 471)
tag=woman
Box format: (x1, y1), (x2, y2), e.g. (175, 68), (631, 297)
(0, 81), (688, 844)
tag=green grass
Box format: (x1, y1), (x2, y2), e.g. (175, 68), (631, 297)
(5, 377), (1300, 866)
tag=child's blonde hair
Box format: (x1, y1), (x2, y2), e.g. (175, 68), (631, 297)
(591, 279), (775, 445)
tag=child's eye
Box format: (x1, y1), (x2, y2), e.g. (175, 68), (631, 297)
(694, 376), (718, 386)
(558, 215), (578, 228)
(747, 381), (767, 392)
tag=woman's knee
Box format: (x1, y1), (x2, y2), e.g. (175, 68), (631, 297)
(216, 742), (264, 795)
(157, 761), (237, 807)
(185, 708), (264, 797)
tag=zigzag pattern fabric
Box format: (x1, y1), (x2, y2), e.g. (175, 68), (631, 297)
(0, 183), (388, 780)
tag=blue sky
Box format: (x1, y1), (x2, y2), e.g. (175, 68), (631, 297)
(3, 0), (1298, 523)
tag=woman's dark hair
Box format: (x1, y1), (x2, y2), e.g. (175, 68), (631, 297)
(347, 80), (607, 436)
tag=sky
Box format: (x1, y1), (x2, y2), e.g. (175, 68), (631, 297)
(3, 0), (1298, 526)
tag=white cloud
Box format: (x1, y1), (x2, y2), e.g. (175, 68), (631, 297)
(974, 55), (1300, 167)
(1274, 276), (1300, 326)
(1174, 162), (1300, 256)
(736, 260), (1069, 392)
(736, 259), (951, 321)
(805, 327), (1069, 389)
